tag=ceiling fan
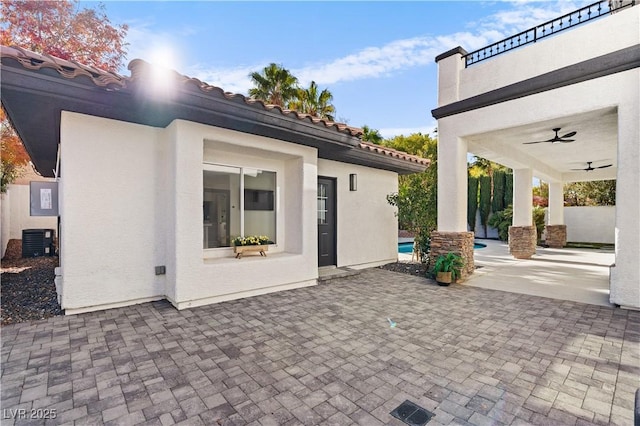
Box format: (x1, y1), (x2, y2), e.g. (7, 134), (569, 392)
(572, 161), (613, 172)
(523, 127), (577, 144)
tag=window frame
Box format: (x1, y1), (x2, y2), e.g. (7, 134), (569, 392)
(203, 161), (277, 251)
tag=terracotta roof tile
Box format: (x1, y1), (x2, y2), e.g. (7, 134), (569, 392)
(1, 45), (126, 89)
(2, 45), (429, 169)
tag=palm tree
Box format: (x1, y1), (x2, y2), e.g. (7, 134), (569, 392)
(248, 63), (299, 107)
(287, 81), (336, 121)
(361, 125), (383, 144)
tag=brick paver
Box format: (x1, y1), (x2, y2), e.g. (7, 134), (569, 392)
(1, 268), (639, 425)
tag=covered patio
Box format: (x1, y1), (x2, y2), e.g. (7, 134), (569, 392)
(431, 1), (639, 309)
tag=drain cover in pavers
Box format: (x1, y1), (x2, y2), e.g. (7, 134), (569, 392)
(390, 400), (434, 425)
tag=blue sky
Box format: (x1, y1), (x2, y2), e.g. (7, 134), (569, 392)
(97, 1), (591, 138)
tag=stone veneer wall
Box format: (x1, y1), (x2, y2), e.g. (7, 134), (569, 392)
(429, 231), (475, 282)
(545, 224), (567, 248)
(508, 226), (537, 259)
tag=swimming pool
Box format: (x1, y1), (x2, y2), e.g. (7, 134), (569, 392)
(398, 241), (486, 253)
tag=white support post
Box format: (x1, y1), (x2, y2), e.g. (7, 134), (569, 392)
(512, 168), (533, 226)
(437, 133), (468, 232)
(547, 181), (564, 225)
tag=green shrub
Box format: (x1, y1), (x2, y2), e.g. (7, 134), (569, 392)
(488, 204), (546, 243)
(488, 206), (512, 242)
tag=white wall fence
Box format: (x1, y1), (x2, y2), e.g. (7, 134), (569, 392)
(1, 184), (58, 258)
(563, 206), (615, 244)
(471, 206), (615, 244)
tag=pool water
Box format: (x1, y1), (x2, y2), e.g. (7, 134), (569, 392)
(398, 241), (486, 253)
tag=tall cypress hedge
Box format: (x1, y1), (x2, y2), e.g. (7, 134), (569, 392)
(479, 175), (492, 237)
(492, 170), (505, 213)
(504, 172), (513, 208)
(467, 176), (478, 232)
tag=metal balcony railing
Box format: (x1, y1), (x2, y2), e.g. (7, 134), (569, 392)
(463, 0), (637, 67)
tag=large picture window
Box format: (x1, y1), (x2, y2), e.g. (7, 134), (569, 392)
(203, 164), (276, 249)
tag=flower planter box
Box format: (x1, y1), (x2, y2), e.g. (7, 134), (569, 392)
(234, 245), (268, 259)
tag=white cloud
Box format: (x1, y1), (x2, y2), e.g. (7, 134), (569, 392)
(187, 0), (588, 92)
(186, 63), (259, 95)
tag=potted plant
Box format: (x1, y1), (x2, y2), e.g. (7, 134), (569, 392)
(231, 235), (271, 259)
(431, 252), (464, 286)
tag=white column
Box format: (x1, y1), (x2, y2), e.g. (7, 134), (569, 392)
(610, 100), (640, 309)
(437, 131), (468, 232)
(512, 168), (533, 226)
(547, 181), (564, 225)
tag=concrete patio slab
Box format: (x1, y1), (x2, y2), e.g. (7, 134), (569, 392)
(2, 268), (638, 425)
(469, 240), (615, 307)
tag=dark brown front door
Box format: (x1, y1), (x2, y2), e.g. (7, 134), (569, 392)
(317, 177), (336, 267)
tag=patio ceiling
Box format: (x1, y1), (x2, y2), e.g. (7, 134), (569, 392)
(465, 107), (617, 183)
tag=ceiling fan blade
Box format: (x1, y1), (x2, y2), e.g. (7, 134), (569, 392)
(561, 131), (577, 138)
(596, 164), (613, 169)
(523, 140), (548, 144)
(556, 139), (575, 143)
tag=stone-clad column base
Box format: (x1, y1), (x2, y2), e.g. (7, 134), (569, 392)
(429, 231), (474, 282)
(509, 226), (537, 259)
(545, 225), (567, 248)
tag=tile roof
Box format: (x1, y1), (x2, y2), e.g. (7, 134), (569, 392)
(359, 142), (431, 167)
(1, 45), (429, 169)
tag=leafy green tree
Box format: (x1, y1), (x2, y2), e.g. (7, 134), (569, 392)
(248, 63), (299, 107)
(385, 133), (437, 262)
(479, 175), (492, 237)
(467, 176), (478, 233)
(361, 125), (383, 144)
(564, 180), (616, 206)
(288, 81), (335, 121)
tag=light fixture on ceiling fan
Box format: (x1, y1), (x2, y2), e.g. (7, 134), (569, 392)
(524, 127), (577, 144)
(571, 161), (613, 172)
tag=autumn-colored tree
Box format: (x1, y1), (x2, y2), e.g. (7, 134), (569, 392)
(1, 0), (128, 190)
(1, 0), (128, 71)
(0, 109), (30, 193)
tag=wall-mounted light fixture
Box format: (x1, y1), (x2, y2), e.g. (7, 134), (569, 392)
(349, 173), (357, 191)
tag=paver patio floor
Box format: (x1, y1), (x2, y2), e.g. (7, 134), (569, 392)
(2, 269), (639, 425)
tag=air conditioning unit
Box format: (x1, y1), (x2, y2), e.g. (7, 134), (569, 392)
(22, 229), (55, 258)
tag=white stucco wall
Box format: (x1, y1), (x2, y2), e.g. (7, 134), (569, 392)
(564, 206), (615, 244)
(318, 159), (398, 269)
(1, 184), (58, 257)
(60, 112), (167, 313)
(164, 121), (319, 309)
(57, 113), (410, 313)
